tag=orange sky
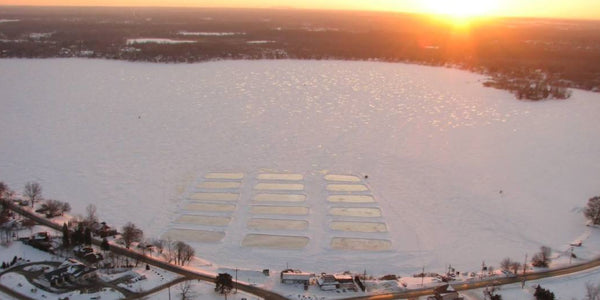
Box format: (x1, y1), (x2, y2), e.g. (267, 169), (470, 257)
(1, 0), (600, 20)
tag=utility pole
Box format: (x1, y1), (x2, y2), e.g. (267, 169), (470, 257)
(481, 261), (486, 278)
(421, 266), (425, 287)
(235, 268), (238, 294)
(521, 251), (529, 288)
(570, 247), (574, 264)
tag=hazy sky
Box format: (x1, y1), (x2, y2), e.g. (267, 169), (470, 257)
(1, 0), (600, 20)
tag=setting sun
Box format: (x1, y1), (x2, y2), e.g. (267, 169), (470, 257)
(421, 0), (499, 18)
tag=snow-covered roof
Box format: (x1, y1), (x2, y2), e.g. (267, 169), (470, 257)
(282, 272), (313, 280)
(334, 274), (353, 281)
(317, 274), (338, 285)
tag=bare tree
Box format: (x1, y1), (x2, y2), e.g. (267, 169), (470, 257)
(21, 218), (36, 234)
(45, 199), (61, 216)
(61, 202), (71, 214)
(45, 200), (71, 217)
(584, 196), (600, 225)
(0, 227), (12, 244)
(24, 182), (42, 208)
(178, 280), (196, 300)
(165, 238), (176, 263)
(68, 214), (83, 229)
(484, 286), (502, 300)
(585, 282), (600, 300)
(532, 246), (552, 268)
(121, 222), (143, 249)
(0, 207), (12, 243)
(84, 204), (98, 226)
(175, 241), (195, 266)
(510, 262), (522, 275)
(0, 182), (7, 199)
(500, 257), (512, 271)
(152, 239), (165, 255)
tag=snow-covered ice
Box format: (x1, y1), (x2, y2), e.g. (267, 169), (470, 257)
(1, 59), (600, 277)
(177, 31), (245, 36)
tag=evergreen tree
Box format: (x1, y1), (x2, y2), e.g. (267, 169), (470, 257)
(534, 285), (555, 300)
(215, 273), (233, 295)
(584, 196), (600, 225)
(101, 238), (110, 252)
(61, 223), (70, 248)
(84, 227), (92, 245)
(72, 226), (84, 245)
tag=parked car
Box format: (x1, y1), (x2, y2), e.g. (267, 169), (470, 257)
(35, 204), (49, 213)
(74, 246), (94, 257)
(45, 211), (62, 218)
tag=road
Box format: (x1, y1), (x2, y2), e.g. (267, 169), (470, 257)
(7, 200), (600, 300)
(5, 201), (288, 300)
(339, 253), (600, 300)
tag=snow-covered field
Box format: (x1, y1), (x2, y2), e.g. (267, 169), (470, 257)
(1, 59), (599, 278)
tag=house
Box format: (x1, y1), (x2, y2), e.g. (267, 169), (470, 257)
(33, 232), (49, 241)
(334, 274), (357, 290)
(427, 292), (464, 300)
(82, 253), (103, 264)
(427, 284), (464, 300)
(316, 273), (357, 291)
(91, 222), (118, 238)
(280, 269), (314, 285)
(44, 259), (97, 286)
(73, 246), (104, 264)
(317, 274), (338, 291)
(26, 232), (53, 252)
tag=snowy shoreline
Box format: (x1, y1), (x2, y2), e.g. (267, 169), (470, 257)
(1, 58), (599, 279)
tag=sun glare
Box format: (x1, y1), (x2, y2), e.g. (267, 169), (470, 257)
(422, 0), (499, 18)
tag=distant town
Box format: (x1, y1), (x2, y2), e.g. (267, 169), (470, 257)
(1, 7), (599, 99)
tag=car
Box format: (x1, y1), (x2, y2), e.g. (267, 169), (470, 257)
(74, 246), (94, 257)
(570, 240), (582, 247)
(35, 204), (49, 213)
(45, 211), (62, 218)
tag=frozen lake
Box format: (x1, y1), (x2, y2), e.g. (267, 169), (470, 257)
(1, 59), (599, 275)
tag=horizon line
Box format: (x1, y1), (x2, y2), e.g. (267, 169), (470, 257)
(2, 4), (600, 22)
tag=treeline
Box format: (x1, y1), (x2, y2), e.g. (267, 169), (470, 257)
(1, 7), (600, 98)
